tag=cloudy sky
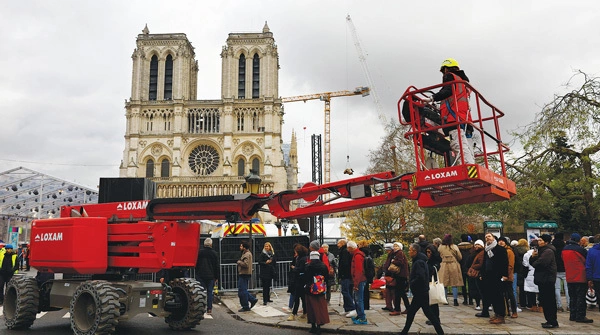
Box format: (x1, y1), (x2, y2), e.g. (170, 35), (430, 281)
(1, 1), (599, 189)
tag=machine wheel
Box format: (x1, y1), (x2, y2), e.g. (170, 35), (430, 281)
(4, 276), (40, 330)
(70, 280), (120, 335)
(165, 278), (206, 330)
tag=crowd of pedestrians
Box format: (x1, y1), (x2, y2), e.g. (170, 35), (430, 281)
(200, 231), (600, 334)
(288, 232), (600, 333)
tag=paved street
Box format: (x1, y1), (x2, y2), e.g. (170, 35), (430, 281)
(219, 289), (600, 334)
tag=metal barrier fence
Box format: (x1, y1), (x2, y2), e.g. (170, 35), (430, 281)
(218, 260), (292, 292)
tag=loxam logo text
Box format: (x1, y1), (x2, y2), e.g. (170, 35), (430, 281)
(423, 170), (458, 181)
(34, 232), (63, 242)
(116, 201), (149, 211)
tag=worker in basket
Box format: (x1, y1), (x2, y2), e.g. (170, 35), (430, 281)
(421, 58), (475, 165)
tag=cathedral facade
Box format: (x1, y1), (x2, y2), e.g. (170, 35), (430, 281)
(119, 23), (298, 200)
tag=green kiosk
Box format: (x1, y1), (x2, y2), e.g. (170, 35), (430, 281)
(483, 221), (503, 238)
(524, 220), (558, 241)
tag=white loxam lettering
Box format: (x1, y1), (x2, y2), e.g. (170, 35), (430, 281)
(118, 201), (149, 211)
(424, 170), (458, 181)
(35, 232), (63, 242)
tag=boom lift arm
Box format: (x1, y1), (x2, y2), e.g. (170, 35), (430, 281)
(147, 171), (416, 222)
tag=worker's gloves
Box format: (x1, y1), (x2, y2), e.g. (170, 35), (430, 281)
(420, 96), (433, 103)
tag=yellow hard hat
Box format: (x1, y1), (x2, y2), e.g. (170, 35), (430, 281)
(440, 58), (459, 71)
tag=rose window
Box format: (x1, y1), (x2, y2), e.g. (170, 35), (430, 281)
(188, 144), (220, 175)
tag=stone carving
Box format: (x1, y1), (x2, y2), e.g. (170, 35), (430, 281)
(151, 144), (163, 156)
(242, 144), (254, 156)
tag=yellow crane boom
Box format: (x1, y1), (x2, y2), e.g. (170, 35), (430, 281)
(282, 86), (370, 184)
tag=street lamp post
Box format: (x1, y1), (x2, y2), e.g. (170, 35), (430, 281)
(243, 169), (262, 246)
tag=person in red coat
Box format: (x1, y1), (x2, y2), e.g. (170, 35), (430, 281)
(348, 241), (368, 325)
(563, 233), (593, 323)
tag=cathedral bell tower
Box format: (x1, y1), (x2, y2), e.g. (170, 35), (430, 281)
(120, 23), (297, 201)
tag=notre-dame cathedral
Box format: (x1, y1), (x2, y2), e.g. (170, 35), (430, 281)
(119, 23), (298, 200)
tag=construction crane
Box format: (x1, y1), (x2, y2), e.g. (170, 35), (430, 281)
(282, 86), (370, 184)
(346, 15), (387, 125)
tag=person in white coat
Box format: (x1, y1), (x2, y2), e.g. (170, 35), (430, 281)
(523, 239), (540, 311)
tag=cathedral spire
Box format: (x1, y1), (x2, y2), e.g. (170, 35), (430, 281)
(142, 24), (149, 34)
(290, 130), (297, 159)
(263, 21), (270, 33)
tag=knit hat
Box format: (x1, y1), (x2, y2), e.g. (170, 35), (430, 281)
(384, 243), (393, 250)
(510, 240), (518, 247)
(5, 244), (13, 249)
(309, 251), (320, 260)
(474, 239), (484, 248)
(541, 234), (552, 244)
(393, 242), (403, 250)
(309, 240), (320, 250)
(571, 233), (581, 242)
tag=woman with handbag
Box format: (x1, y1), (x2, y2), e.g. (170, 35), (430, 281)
(438, 234), (464, 306)
(425, 244), (442, 325)
(399, 243), (445, 335)
(381, 243), (396, 311)
(389, 242), (410, 316)
(304, 251), (330, 334)
(467, 240), (485, 310)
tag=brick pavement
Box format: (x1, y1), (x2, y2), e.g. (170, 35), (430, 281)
(218, 289), (600, 334)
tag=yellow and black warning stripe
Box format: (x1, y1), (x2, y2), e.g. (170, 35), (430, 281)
(467, 165), (478, 179)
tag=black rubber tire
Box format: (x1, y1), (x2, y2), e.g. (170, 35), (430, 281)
(70, 280), (120, 335)
(4, 276), (40, 330)
(165, 278), (206, 330)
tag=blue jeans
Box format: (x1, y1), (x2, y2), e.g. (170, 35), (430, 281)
(198, 278), (215, 311)
(513, 273), (518, 302)
(353, 281), (367, 320)
(445, 286), (459, 300)
(555, 272), (569, 308)
(238, 275), (257, 309)
(341, 278), (355, 312)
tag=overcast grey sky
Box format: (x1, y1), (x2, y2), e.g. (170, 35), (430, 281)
(1, 0), (599, 189)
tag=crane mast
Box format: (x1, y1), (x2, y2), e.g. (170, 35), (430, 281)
(346, 15), (387, 124)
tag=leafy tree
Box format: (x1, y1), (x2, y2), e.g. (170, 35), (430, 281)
(341, 202), (417, 244)
(509, 71), (600, 233)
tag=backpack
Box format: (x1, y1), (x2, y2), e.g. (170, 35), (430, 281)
(364, 255), (375, 284)
(309, 275), (327, 295)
